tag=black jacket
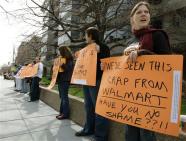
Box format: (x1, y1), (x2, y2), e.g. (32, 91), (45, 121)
(96, 43), (110, 80)
(57, 59), (74, 82)
(138, 31), (171, 55)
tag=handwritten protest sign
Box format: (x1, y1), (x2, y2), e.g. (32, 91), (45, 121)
(17, 66), (26, 78)
(19, 63), (39, 78)
(96, 55), (183, 136)
(71, 43), (97, 86)
(47, 57), (66, 89)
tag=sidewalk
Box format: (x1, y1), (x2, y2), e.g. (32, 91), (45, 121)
(0, 76), (90, 141)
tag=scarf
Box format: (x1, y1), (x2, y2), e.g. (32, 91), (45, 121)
(133, 27), (170, 51)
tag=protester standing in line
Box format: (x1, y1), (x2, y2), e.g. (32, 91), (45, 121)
(29, 57), (43, 102)
(14, 64), (22, 92)
(11, 64), (18, 87)
(25, 61), (36, 101)
(123, 1), (171, 141)
(55, 46), (74, 120)
(20, 63), (30, 94)
(75, 27), (110, 141)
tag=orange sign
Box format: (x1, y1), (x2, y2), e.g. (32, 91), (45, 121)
(96, 55), (183, 136)
(71, 43), (97, 86)
(47, 57), (66, 89)
(19, 63), (39, 78)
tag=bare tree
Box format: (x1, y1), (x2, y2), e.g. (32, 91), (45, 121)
(15, 35), (44, 65)
(10, 0), (137, 43)
(26, 35), (44, 56)
(0, 0), (9, 13)
(0, 0), (15, 19)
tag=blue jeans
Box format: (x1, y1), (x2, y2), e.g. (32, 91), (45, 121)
(58, 81), (70, 117)
(83, 80), (109, 141)
(125, 125), (156, 141)
(20, 79), (30, 93)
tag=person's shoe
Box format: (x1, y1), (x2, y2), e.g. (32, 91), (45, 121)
(27, 100), (33, 102)
(75, 130), (93, 136)
(25, 92), (30, 95)
(56, 114), (68, 120)
(56, 114), (61, 119)
(27, 99), (38, 102)
(56, 114), (63, 119)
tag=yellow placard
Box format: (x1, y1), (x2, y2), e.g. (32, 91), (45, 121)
(71, 43), (97, 86)
(96, 55), (183, 137)
(47, 57), (66, 89)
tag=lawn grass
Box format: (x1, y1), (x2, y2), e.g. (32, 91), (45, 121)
(51, 84), (84, 98)
(68, 85), (84, 98)
(181, 98), (186, 115)
(40, 77), (51, 85)
(40, 77), (84, 98)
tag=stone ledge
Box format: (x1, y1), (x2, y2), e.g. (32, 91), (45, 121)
(40, 86), (84, 125)
(39, 86), (186, 141)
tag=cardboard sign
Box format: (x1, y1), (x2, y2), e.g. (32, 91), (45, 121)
(19, 63), (39, 78)
(71, 43), (97, 86)
(96, 55), (183, 136)
(47, 57), (66, 89)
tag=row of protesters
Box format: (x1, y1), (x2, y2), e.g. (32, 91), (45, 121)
(52, 27), (110, 141)
(13, 57), (43, 102)
(3, 71), (12, 80)
(49, 1), (172, 141)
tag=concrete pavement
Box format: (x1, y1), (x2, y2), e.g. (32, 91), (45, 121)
(0, 76), (90, 141)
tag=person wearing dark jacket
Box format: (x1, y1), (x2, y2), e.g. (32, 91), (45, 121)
(29, 57), (43, 102)
(56, 46), (74, 120)
(123, 1), (171, 141)
(75, 27), (110, 141)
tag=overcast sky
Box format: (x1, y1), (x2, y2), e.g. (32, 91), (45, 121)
(0, 0), (43, 67)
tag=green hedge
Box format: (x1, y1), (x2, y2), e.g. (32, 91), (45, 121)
(40, 77), (51, 86)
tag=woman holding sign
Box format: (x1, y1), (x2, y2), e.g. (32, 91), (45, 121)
(123, 1), (171, 141)
(75, 27), (110, 141)
(56, 46), (74, 120)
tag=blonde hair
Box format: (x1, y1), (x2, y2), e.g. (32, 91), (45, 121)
(130, 1), (150, 17)
(130, 1), (151, 31)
